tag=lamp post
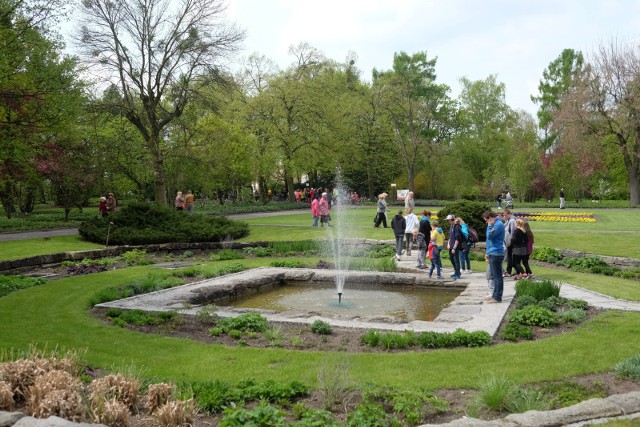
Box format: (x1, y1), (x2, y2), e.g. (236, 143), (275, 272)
(390, 183), (397, 201)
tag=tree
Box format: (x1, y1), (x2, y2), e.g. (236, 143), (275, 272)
(75, 0), (244, 205)
(531, 49), (584, 151)
(373, 51), (452, 191)
(555, 39), (640, 206)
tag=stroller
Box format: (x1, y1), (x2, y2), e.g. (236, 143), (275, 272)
(503, 192), (514, 209)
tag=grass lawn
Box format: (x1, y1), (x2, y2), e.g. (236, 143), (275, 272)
(0, 235), (104, 261)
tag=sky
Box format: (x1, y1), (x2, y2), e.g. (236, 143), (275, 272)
(225, 0), (640, 116)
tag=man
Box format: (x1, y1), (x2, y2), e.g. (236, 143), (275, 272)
(445, 214), (463, 280)
(391, 209), (406, 261)
(503, 209), (516, 277)
(184, 190), (195, 214)
(483, 210), (505, 303)
(559, 188), (565, 209)
(404, 208), (419, 256)
(404, 191), (415, 212)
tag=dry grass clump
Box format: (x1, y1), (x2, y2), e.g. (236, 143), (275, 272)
(145, 383), (174, 414)
(89, 374), (140, 411)
(0, 381), (13, 410)
(153, 399), (196, 427)
(91, 398), (131, 427)
(27, 370), (84, 421)
(1, 359), (43, 403)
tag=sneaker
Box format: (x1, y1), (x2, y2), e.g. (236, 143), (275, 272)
(484, 295), (493, 301)
(528, 274), (535, 279)
(486, 298), (500, 304)
(437, 276), (444, 280)
(452, 275), (460, 280)
(514, 274), (520, 280)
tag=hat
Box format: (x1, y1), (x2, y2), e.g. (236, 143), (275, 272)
(446, 214), (455, 221)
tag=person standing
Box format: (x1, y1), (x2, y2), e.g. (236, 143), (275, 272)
(496, 193), (503, 209)
(175, 191), (185, 211)
(106, 193), (117, 215)
(511, 219), (530, 280)
(445, 214), (464, 280)
(98, 197), (108, 217)
(318, 192), (331, 227)
(428, 221), (444, 279)
(404, 208), (419, 256)
(404, 191), (415, 212)
(311, 196), (320, 227)
(457, 217), (472, 274)
(413, 227), (427, 269)
(483, 210), (505, 303)
(559, 188), (566, 209)
(418, 210), (432, 266)
(184, 190), (195, 214)
(523, 220), (535, 278)
(374, 193), (389, 228)
(503, 209), (516, 277)
(391, 209), (406, 261)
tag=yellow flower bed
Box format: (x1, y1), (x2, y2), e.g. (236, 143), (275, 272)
(513, 212), (596, 223)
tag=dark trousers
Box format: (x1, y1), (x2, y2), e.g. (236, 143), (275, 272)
(374, 212), (387, 228)
(505, 246), (514, 274)
(449, 248), (461, 276)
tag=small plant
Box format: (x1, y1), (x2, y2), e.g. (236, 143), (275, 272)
(509, 305), (559, 328)
(209, 249), (244, 261)
(89, 374), (140, 411)
(558, 308), (587, 324)
(120, 249), (151, 266)
(219, 403), (286, 427)
(28, 370), (84, 421)
(474, 375), (518, 412)
(0, 275), (46, 298)
(360, 330), (380, 347)
(515, 295), (538, 309)
(316, 357), (351, 411)
(217, 313), (268, 333)
(568, 299), (589, 310)
(614, 354), (640, 381)
(531, 246), (562, 263)
(145, 383), (174, 414)
(500, 323), (534, 341)
(228, 329), (243, 340)
(91, 397), (130, 427)
(0, 381), (13, 410)
(310, 320), (333, 335)
(270, 260), (306, 268)
(515, 278), (561, 301)
(537, 381), (607, 408)
(243, 246), (274, 257)
(154, 399), (196, 427)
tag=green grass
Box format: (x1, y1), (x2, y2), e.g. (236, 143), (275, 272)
(0, 235), (104, 261)
(1, 260), (640, 390)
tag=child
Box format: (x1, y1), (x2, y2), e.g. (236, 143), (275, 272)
(413, 227), (427, 269)
(429, 221), (444, 279)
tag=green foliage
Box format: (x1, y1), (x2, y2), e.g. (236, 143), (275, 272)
(474, 375), (551, 413)
(567, 299), (589, 310)
(365, 245), (396, 258)
(88, 274), (184, 307)
(270, 260), (306, 268)
(558, 256), (608, 270)
(217, 313), (269, 334)
(345, 403), (395, 427)
(78, 202), (249, 245)
(361, 386), (449, 425)
(269, 241), (321, 255)
(209, 249), (245, 261)
(106, 309), (178, 326)
(243, 246), (274, 257)
(187, 379), (309, 414)
(310, 320), (332, 335)
(291, 408), (340, 427)
(220, 403), (287, 427)
(515, 278), (561, 301)
(0, 275), (46, 297)
(537, 381), (607, 408)
(361, 328), (491, 349)
(509, 305), (559, 327)
(515, 295), (538, 309)
(531, 247), (563, 263)
(558, 308), (587, 324)
(120, 249), (152, 266)
(614, 354), (640, 381)
(437, 200), (493, 240)
(500, 323), (534, 341)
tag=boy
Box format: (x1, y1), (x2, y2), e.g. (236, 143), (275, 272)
(428, 221), (444, 279)
(413, 227), (427, 269)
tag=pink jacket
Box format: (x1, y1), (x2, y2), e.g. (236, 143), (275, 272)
(311, 199), (320, 216)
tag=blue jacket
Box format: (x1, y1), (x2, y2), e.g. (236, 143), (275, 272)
(486, 219), (505, 256)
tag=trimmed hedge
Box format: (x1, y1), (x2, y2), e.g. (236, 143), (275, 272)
(79, 202), (249, 245)
(436, 200), (493, 241)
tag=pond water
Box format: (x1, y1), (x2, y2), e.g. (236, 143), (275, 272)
(218, 281), (462, 322)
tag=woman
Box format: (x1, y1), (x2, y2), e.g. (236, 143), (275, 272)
(511, 218), (530, 280)
(106, 193), (117, 215)
(522, 220), (535, 278)
(175, 191), (185, 211)
(374, 193), (389, 228)
(98, 197), (108, 217)
(311, 196), (320, 227)
(456, 217), (472, 274)
(318, 192), (331, 227)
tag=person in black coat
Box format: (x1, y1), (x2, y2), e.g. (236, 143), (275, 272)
(391, 210), (406, 260)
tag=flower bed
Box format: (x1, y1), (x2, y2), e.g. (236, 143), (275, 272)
(512, 212), (596, 223)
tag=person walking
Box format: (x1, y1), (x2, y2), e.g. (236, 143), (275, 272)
(106, 193), (117, 215)
(523, 220), (535, 278)
(391, 209), (406, 261)
(559, 188), (566, 209)
(413, 227), (428, 269)
(184, 190), (195, 214)
(418, 211), (432, 266)
(445, 214), (464, 280)
(404, 208), (419, 256)
(175, 191), (185, 211)
(374, 193), (389, 228)
(483, 210), (506, 303)
(404, 191), (415, 212)
(511, 218), (530, 280)
(98, 197), (108, 217)
(503, 209), (516, 277)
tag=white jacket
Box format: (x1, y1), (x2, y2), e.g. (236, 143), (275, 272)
(404, 213), (419, 233)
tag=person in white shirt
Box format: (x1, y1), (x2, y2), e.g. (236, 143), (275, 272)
(404, 208), (420, 256)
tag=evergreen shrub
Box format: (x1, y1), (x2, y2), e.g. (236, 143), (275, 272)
(79, 202), (249, 245)
(437, 200), (492, 241)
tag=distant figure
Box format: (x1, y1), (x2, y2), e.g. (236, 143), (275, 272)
(504, 192), (513, 209)
(98, 197), (108, 217)
(428, 221), (444, 279)
(483, 210), (505, 303)
(404, 208), (419, 256)
(404, 191), (415, 212)
(559, 188), (565, 209)
(184, 190), (195, 214)
(318, 192), (331, 227)
(496, 193), (503, 209)
(391, 209), (406, 260)
(106, 193), (117, 215)
(311, 196), (320, 227)
(175, 191), (185, 211)
(374, 193), (389, 228)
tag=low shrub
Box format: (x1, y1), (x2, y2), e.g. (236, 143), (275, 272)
(79, 202), (249, 245)
(500, 323), (534, 341)
(153, 399), (196, 427)
(89, 274), (184, 307)
(0, 276), (47, 298)
(437, 200), (492, 241)
(515, 295), (538, 309)
(310, 320), (332, 335)
(219, 403), (286, 427)
(558, 308), (587, 324)
(209, 249), (244, 261)
(509, 305), (559, 328)
(361, 329), (491, 349)
(243, 246), (274, 257)
(568, 299), (589, 310)
(614, 354), (640, 381)
(531, 247), (562, 263)
(217, 313), (269, 334)
(515, 278), (561, 301)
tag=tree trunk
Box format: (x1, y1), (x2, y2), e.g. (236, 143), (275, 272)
(152, 157), (168, 205)
(2, 181), (14, 219)
(629, 167), (640, 207)
(64, 208), (71, 222)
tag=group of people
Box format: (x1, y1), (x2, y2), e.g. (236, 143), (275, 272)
(174, 191), (195, 214)
(297, 187), (361, 205)
(98, 193), (117, 217)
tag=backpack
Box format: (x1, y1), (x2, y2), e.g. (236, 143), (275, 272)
(468, 226), (479, 243)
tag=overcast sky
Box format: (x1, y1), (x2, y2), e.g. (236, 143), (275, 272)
(225, 0), (640, 116)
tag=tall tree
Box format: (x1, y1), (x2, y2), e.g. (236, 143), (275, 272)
(75, 0), (244, 205)
(555, 39), (640, 206)
(373, 51), (452, 191)
(531, 48), (584, 151)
